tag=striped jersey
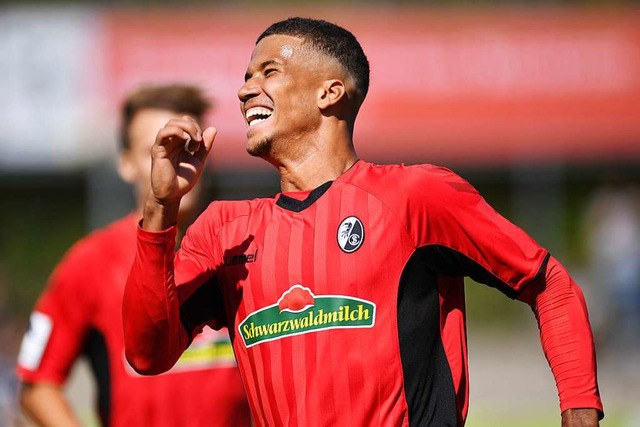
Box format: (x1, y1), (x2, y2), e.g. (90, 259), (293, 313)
(166, 160), (549, 426)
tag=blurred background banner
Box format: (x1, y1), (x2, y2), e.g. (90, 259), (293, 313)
(2, 5), (640, 171)
(0, 7), (105, 171)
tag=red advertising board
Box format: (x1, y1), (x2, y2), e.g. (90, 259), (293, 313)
(101, 6), (640, 168)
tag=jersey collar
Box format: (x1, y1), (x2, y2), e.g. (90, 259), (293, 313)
(275, 160), (363, 213)
(276, 181), (333, 212)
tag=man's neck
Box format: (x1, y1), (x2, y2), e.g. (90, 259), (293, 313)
(275, 124), (358, 192)
(278, 149), (358, 193)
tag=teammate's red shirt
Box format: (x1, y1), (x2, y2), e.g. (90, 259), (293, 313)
(17, 215), (251, 427)
(126, 161), (603, 426)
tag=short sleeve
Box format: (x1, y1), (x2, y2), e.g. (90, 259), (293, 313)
(16, 254), (94, 384)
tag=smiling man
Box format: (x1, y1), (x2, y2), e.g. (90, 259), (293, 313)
(123, 18), (603, 426)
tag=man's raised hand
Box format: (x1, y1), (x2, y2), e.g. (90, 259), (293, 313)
(143, 116), (216, 231)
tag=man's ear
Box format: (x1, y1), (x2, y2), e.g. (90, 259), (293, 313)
(318, 79), (347, 110)
(117, 152), (136, 184)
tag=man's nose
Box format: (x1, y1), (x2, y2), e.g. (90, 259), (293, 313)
(238, 78), (260, 102)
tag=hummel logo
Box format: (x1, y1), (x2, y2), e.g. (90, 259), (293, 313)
(224, 249), (258, 266)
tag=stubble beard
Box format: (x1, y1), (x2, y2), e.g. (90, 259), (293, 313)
(247, 136), (273, 158)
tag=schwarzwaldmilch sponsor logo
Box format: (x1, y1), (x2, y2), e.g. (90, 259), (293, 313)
(238, 285), (376, 348)
(224, 249), (258, 266)
(337, 216), (364, 253)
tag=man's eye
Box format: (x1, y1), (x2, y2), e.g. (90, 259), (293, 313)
(264, 68), (277, 76)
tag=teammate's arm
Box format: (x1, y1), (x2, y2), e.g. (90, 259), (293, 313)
(20, 382), (82, 427)
(17, 254), (92, 427)
(122, 117), (216, 374)
(518, 257), (603, 426)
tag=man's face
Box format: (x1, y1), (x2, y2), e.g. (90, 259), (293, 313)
(119, 108), (202, 214)
(238, 34), (324, 160)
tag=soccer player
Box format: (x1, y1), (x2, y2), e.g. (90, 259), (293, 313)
(123, 19), (603, 426)
(16, 84), (251, 427)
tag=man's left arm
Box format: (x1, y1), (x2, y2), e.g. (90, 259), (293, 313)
(518, 256), (603, 426)
(409, 166), (604, 425)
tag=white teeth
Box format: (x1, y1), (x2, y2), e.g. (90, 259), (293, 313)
(245, 107), (273, 119)
(245, 107), (273, 126)
(249, 117), (268, 127)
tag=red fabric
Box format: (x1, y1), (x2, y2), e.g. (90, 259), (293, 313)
(408, 164), (549, 293)
(122, 223), (186, 374)
(519, 256), (604, 418)
(19, 215), (251, 427)
(124, 161), (602, 426)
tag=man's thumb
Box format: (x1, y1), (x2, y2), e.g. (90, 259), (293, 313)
(202, 127), (217, 153)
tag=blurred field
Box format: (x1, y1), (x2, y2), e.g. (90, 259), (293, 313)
(466, 334), (639, 427)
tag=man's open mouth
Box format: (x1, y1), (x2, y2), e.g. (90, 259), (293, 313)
(246, 107), (273, 127)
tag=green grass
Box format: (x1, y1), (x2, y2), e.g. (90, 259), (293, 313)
(467, 406), (633, 427)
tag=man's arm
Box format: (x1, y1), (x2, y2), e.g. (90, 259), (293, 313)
(518, 256), (603, 426)
(16, 255), (94, 426)
(407, 168), (603, 425)
(407, 167), (604, 424)
(123, 224), (187, 374)
(20, 382), (82, 427)
(561, 409), (600, 427)
(122, 117), (216, 374)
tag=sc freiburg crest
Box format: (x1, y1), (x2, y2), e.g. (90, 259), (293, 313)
(337, 216), (364, 253)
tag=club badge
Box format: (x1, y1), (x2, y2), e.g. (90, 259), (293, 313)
(337, 216), (364, 253)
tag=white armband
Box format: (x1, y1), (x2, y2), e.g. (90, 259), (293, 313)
(17, 312), (53, 371)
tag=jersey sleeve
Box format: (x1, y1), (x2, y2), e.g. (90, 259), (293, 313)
(408, 166), (549, 297)
(123, 205), (227, 374)
(175, 206), (228, 336)
(519, 256), (604, 418)
(16, 250), (95, 385)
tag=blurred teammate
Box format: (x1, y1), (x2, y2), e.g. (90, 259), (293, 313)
(16, 84), (251, 427)
(123, 19), (603, 426)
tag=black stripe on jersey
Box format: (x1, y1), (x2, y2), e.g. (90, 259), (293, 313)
(82, 328), (110, 426)
(399, 246), (549, 426)
(179, 278), (226, 339)
(398, 248), (458, 426)
(276, 181), (333, 212)
(420, 245), (550, 299)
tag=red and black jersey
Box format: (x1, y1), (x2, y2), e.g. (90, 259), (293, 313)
(127, 160), (602, 426)
(17, 215), (251, 427)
